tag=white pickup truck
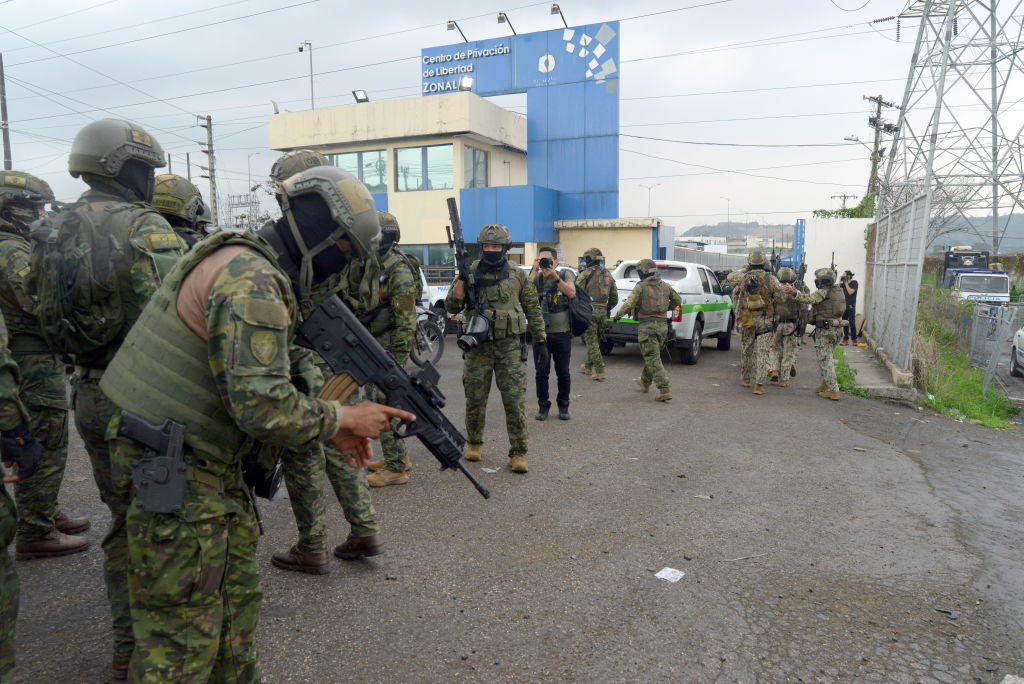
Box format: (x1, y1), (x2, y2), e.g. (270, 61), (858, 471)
(604, 260), (734, 365)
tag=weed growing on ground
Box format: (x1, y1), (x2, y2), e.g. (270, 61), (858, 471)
(833, 346), (874, 398)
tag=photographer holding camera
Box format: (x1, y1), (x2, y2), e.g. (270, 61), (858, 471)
(529, 247), (577, 421)
(840, 270), (859, 345)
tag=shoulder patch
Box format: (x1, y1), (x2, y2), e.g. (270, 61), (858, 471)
(249, 331), (278, 366)
(145, 231), (184, 252)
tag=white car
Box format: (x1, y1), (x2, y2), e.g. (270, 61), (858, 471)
(1011, 325), (1024, 378)
(604, 260), (733, 365)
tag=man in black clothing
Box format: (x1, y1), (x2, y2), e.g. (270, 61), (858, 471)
(840, 270), (859, 345)
(530, 246), (577, 421)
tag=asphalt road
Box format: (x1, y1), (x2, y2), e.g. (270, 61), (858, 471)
(10, 334), (1024, 682)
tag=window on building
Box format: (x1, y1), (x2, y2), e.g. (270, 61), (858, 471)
(326, 150), (387, 193)
(396, 144), (453, 192)
(463, 145), (488, 188)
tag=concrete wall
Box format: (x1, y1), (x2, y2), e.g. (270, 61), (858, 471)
(556, 226), (654, 267)
(804, 217), (870, 284)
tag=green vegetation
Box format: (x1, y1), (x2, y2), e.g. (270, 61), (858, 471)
(915, 284), (1019, 428)
(833, 347), (873, 398)
(813, 192), (876, 220)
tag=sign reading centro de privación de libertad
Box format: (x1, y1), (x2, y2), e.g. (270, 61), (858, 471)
(421, 22), (619, 96)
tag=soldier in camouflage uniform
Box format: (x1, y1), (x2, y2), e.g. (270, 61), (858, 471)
(769, 266), (801, 387)
(0, 172), (90, 562)
(0, 310), (42, 684)
(784, 268), (846, 400)
(365, 211), (419, 487)
(577, 247), (617, 380)
(55, 120), (188, 678)
(445, 224), (545, 474)
(101, 165), (411, 681)
(151, 173), (212, 248)
(735, 251), (785, 395)
(613, 259), (681, 401)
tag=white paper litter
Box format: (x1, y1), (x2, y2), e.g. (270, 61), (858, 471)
(654, 567), (685, 582)
(481, 467), (499, 473)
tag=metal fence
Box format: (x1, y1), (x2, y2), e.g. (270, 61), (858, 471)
(967, 303), (1024, 395)
(864, 194), (929, 371)
(671, 247), (748, 270)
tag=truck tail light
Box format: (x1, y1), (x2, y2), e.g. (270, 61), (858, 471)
(672, 305), (682, 322)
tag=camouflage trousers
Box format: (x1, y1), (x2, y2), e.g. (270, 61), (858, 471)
(1, 486), (17, 684)
(12, 353), (68, 544)
(637, 320), (670, 394)
(771, 322), (800, 378)
(582, 306), (609, 374)
(281, 444), (329, 553)
(73, 373), (132, 662)
(463, 336), (528, 457)
(740, 326), (774, 386)
(813, 326), (843, 392)
(368, 385), (407, 475)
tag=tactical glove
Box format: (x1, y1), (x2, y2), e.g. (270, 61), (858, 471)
(1, 421), (43, 482)
(533, 340), (550, 368)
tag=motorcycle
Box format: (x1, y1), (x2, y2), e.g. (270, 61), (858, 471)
(410, 305), (446, 367)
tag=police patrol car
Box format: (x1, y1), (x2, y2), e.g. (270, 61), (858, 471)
(604, 260), (733, 365)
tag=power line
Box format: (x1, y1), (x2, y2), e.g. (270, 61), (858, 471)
(622, 110), (865, 127)
(622, 133), (861, 148)
(620, 0), (735, 22)
(621, 156), (868, 181)
(12, 0), (121, 31)
(622, 77), (906, 102)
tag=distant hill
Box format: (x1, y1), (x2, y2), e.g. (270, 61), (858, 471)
(927, 214), (1024, 254)
(681, 222), (792, 240)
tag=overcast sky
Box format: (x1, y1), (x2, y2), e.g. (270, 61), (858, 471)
(0, 0), (915, 231)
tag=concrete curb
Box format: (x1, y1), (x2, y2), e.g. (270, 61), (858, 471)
(862, 330), (915, 389)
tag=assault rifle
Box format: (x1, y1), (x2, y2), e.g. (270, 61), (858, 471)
(445, 197), (492, 351)
(296, 294), (491, 499)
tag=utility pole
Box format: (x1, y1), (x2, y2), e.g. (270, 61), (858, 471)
(864, 94), (897, 196)
(198, 115), (218, 225)
(831, 192), (858, 209)
(186, 152), (191, 182)
(0, 54), (12, 170)
(167, 153), (172, 174)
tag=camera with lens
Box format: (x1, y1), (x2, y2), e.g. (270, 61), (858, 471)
(457, 312), (493, 352)
(539, 257), (553, 270)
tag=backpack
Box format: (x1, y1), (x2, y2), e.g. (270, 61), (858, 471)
(736, 272), (774, 329)
(568, 286), (593, 336)
(27, 205), (130, 357)
(638, 277), (669, 316)
(394, 247), (424, 304)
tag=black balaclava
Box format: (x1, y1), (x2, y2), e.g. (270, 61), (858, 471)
(481, 248), (505, 269)
(288, 193), (349, 284)
(116, 159), (156, 203)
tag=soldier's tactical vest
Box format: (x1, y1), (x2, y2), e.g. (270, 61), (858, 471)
(469, 259), (527, 339)
(774, 287), (803, 321)
(736, 270), (774, 328)
(812, 284), (846, 321)
(100, 231), (292, 466)
(578, 266), (613, 306)
(637, 275), (670, 316)
(0, 232), (49, 353)
(365, 246), (420, 338)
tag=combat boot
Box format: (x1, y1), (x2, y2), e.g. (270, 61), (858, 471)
(334, 534), (382, 560)
(534, 405), (550, 421)
(15, 529), (89, 560)
(655, 392), (672, 402)
(592, 372), (606, 381)
(818, 390), (840, 401)
(509, 455), (529, 473)
(367, 469), (409, 487)
(741, 376), (751, 387)
(790, 365), (797, 377)
(635, 377), (649, 393)
(465, 443), (482, 461)
(769, 370), (780, 382)
(753, 384), (766, 395)
(778, 379), (790, 388)
(54, 512), (90, 535)
(558, 405), (570, 420)
(111, 660), (129, 681)
(368, 454), (412, 473)
(816, 381), (827, 393)
(580, 364), (592, 375)
(271, 546), (329, 575)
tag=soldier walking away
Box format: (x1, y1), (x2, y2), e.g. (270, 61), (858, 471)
(364, 211), (419, 486)
(613, 259), (681, 401)
(735, 251), (785, 395)
(530, 246), (577, 421)
(28, 119), (188, 679)
(770, 266), (802, 386)
(577, 247), (617, 380)
(0, 309), (44, 684)
(0, 172), (90, 561)
(100, 165), (413, 681)
(445, 224), (545, 474)
(784, 268), (847, 400)
(151, 173), (213, 248)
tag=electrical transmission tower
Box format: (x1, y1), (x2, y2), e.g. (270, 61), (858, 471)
(878, 0), (1024, 254)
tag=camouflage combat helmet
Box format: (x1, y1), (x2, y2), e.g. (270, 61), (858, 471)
(152, 173), (208, 225)
(813, 267), (837, 286)
(270, 149), (328, 183)
(636, 258), (657, 277)
(378, 210), (400, 240)
(776, 266), (796, 283)
(68, 118), (165, 179)
(583, 247), (603, 265)
(478, 223), (512, 246)
(0, 170), (54, 233)
(747, 250), (767, 267)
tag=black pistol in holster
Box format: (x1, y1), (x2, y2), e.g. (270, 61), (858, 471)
(118, 410), (187, 514)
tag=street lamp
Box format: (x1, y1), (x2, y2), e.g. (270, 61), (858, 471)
(720, 195), (730, 227)
(497, 11), (517, 35)
(352, 89), (369, 103)
(447, 19), (468, 42)
(640, 183), (659, 217)
(551, 3), (568, 28)
(298, 40), (313, 109)
(457, 76), (474, 91)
